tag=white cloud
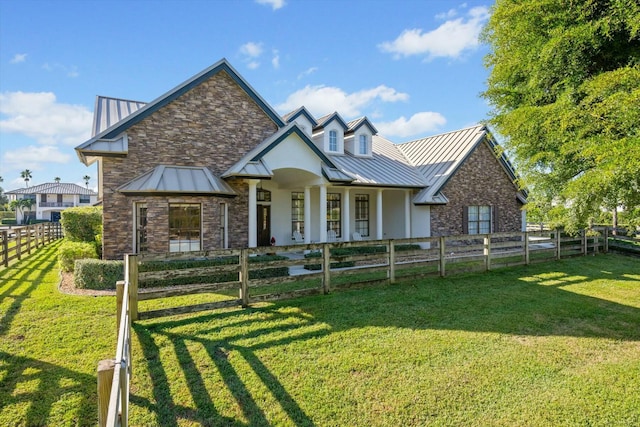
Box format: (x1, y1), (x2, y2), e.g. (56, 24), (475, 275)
(376, 112), (447, 138)
(240, 42), (263, 58)
(435, 8), (458, 20)
(41, 62), (80, 78)
(256, 0), (285, 10)
(0, 91), (92, 146)
(10, 53), (27, 64)
(277, 85), (409, 118)
(3, 144), (72, 171)
(247, 61), (260, 70)
(272, 50), (280, 69)
(378, 6), (490, 60)
(297, 67), (318, 79)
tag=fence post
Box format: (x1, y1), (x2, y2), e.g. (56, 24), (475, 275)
(240, 249), (249, 307)
(322, 243), (331, 294)
(604, 227), (609, 253)
(16, 230), (21, 261)
(484, 235), (491, 271)
(388, 240), (396, 284)
(97, 359), (116, 427)
(116, 280), (125, 332)
(1, 231), (7, 268)
(439, 236), (446, 277)
(26, 225), (32, 255)
(127, 254), (138, 321)
(555, 229), (561, 260)
(583, 229), (588, 256)
(524, 232), (530, 265)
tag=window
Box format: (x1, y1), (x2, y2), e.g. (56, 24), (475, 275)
(23, 194), (36, 202)
(79, 195), (90, 204)
(327, 193), (341, 237)
(169, 203), (201, 252)
(355, 194), (369, 237)
(41, 194), (48, 203)
(329, 130), (337, 151)
(291, 192), (304, 235)
(359, 135), (368, 155)
(136, 203), (148, 253)
(467, 205), (491, 235)
(219, 203), (227, 249)
(256, 186), (271, 202)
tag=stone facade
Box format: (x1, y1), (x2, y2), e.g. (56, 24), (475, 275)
(101, 71), (276, 259)
(430, 139), (523, 237)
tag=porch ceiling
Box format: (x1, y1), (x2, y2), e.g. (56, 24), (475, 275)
(271, 168), (323, 189)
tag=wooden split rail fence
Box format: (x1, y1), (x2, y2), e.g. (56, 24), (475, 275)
(0, 222), (63, 267)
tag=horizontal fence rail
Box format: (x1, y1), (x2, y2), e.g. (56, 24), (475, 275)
(0, 222), (63, 267)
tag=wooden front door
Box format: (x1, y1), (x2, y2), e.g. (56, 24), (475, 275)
(257, 205), (271, 246)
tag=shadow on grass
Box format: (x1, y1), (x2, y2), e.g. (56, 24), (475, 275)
(131, 254), (639, 425)
(0, 241), (61, 336)
(0, 349), (96, 425)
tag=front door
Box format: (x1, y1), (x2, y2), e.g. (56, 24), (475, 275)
(257, 204), (271, 246)
(51, 211), (61, 223)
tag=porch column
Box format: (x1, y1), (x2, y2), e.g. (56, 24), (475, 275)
(248, 179), (258, 248)
(404, 190), (411, 238)
(376, 189), (383, 240)
(319, 184), (327, 242)
(304, 186), (311, 243)
(343, 188), (350, 241)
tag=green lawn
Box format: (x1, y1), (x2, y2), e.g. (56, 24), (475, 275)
(1, 242), (639, 426)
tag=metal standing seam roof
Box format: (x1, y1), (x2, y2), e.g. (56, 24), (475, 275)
(328, 136), (427, 187)
(6, 182), (97, 195)
(117, 165), (236, 196)
(398, 125), (488, 203)
(92, 96), (146, 137)
(345, 116), (378, 134)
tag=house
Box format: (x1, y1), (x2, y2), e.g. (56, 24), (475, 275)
(6, 182), (98, 224)
(75, 59), (526, 260)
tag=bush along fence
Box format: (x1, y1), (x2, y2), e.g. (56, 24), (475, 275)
(97, 227), (611, 426)
(0, 222), (63, 267)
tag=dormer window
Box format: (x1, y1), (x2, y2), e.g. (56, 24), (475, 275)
(329, 130), (338, 152)
(359, 135), (368, 155)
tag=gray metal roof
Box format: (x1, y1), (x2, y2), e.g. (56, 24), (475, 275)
(313, 112), (349, 131)
(398, 125), (488, 203)
(346, 116), (378, 134)
(7, 182), (97, 195)
(328, 136), (427, 188)
(117, 165), (236, 196)
(92, 96), (146, 137)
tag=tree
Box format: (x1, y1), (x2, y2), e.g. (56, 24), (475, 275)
(0, 175), (7, 208)
(54, 177), (61, 183)
(20, 169), (32, 187)
(482, 0), (640, 232)
(10, 198), (34, 224)
(83, 175), (91, 188)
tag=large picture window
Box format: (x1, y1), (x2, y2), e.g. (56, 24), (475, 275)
(291, 192), (304, 235)
(467, 205), (491, 235)
(169, 203), (201, 252)
(327, 193), (341, 237)
(355, 194), (369, 237)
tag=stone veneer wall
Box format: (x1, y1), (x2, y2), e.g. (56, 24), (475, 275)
(101, 71), (276, 259)
(430, 140), (523, 237)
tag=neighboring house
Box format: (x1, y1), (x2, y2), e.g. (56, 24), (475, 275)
(6, 183), (98, 224)
(75, 58), (526, 260)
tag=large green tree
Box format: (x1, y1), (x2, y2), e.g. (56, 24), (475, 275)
(482, 0), (640, 231)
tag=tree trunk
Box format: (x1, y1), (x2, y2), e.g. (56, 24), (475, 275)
(612, 208), (618, 236)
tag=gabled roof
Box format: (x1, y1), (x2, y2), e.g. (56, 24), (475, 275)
(76, 58), (285, 165)
(7, 183), (97, 195)
(117, 165), (236, 196)
(346, 117), (378, 135)
(282, 106), (317, 127)
(223, 122), (353, 182)
(92, 96), (146, 137)
(313, 112), (349, 131)
(329, 135), (427, 188)
(398, 124), (522, 204)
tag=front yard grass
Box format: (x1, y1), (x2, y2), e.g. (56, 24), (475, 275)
(1, 242), (639, 426)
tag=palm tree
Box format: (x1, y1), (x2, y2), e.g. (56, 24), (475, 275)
(20, 169), (32, 187)
(83, 175), (91, 188)
(54, 177), (61, 183)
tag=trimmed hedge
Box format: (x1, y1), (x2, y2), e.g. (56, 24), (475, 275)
(74, 259), (124, 290)
(58, 240), (98, 273)
(1, 219), (17, 225)
(60, 206), (102, 242)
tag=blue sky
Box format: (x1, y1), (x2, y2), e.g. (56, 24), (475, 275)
(0, 0), (493, 192)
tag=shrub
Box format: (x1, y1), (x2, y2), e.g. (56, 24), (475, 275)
(74, 259), (124, 290)
(60, 206), (102, 243)
(58, 240), (98, 273)
(1, 219), (17, 225)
